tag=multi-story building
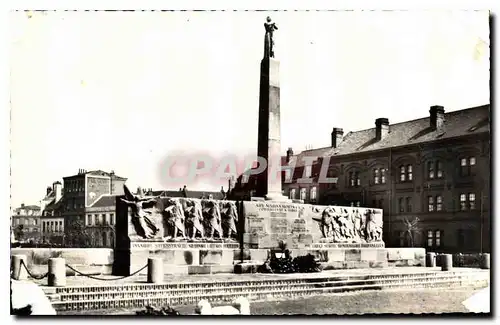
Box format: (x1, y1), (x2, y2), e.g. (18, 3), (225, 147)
(62, 169), (127, 246)
(11, 204), (42, 243)
(231, 104), (490, 254)
(40, 181), (64, 244)
(84, 194), (118, 248)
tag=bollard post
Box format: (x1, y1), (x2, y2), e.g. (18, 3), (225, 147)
(480, 253), (490, 269)
(441, 254), (453, 271)
(11, 255), (28, 280)
(426, 252), (436, 267)
(147, 258), (163, 284)
(48, 258), (66, 287)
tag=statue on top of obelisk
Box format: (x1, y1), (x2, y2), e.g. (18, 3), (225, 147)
(264, 16), (278, 58)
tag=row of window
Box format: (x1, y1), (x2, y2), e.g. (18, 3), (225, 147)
(427, 193), (477, 212)
(42, 220), (64, 233)
(289, 187), (317, 201)
(13, 218), (38, 226)
(399, 230), (442, 248)
(16, 209), (37, 216)
(65, 180), (84, 193)
(346, 156), (477, 187)
(66, 201), (85, 210)
(86, 213), (115, 226)
(399, 228), (481, 250)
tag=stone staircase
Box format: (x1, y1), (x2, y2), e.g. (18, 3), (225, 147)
(42, 269), (489, 313)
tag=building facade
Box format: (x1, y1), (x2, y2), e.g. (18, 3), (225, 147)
(61, 169), (127, 246)
(84, 195), (117, 248)
(232, 104), (490, 254)
(11, 204), (42, 243)
(40, 181), (64, 244)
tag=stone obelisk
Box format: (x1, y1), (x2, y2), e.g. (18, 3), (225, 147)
(256, 17), (289, 201)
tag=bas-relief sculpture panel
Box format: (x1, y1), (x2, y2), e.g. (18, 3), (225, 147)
(243, 201), (384, 248)
(121, 185), (239, 243)
(119, 185), (383, 247)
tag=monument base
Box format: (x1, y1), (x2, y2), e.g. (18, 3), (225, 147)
(236, 246), (426, 273)
(116, 241), (241, 276)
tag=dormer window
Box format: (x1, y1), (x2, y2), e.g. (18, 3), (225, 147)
(305, 165), (312, 178)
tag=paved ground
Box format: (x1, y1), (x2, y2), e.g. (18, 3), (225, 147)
(57, 287), (487, 315)
(32, 267), (487, 287)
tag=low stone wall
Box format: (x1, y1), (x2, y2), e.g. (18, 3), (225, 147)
(11, 248), (114, 275)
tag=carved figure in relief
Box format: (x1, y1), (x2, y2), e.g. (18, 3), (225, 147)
(352, 209), (364, 241)
(202, 200), (223, 240)
(121, 185), (160, 239)
(313, 206), (336, 239)
(220, 201), (238, 240)
(183, 199), (205, 240)
(337, 209), (354, 241)
(164, 198), (187, 240)
(365, 209), (383, 242)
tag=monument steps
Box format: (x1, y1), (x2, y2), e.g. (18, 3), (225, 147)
(47, 273), (484, 302)
(41, 270), (488, 312)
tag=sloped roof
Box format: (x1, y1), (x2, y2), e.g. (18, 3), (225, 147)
(89, 194), (119, 208)
(141, 189), (225, 200)
(64, 170), (127, 180)
(16, 205), (40, 210)
(287, 104), (489, 167)
(43, 197), (63, 213)
(42, 190), (55, 202)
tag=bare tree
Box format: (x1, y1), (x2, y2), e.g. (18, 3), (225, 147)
(403, 217), (421, 247)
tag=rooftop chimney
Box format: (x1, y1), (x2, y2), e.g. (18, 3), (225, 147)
(331, 128), (344, 148)
(46, 186), (52, 195)
(53, 181), (62, 202)
(430, 105), (445, 130)
(375, 118), (390, 140)
(286, 147), (294, 163)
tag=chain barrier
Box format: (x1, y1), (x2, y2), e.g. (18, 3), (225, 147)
(11, 260), (148, 282)
(12, 260), (49, 280)
(65, 264), (148, 281)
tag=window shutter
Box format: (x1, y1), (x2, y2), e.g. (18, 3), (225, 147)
(440, 229), (444, 250)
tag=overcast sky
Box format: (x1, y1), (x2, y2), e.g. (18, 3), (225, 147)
(10, 10), (489, 207)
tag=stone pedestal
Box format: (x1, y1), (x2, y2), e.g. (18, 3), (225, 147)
(441, 254), (453, 271)
(147, 258), (163, 283)
(426, 252), (436, 267)
(48, 258), (66, 287)
(11, 254), (28, 280)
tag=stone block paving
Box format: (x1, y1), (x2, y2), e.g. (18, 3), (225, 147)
(31, 267), (487, 287)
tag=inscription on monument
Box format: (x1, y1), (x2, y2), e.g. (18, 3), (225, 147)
(292, 219), (307, 233)
(248, 216), (266, 234)
(130, 242), (240, 250)
(270, 218), (289, 233)
(254, 203), (298, 213)
(243, 201), (384, 248)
